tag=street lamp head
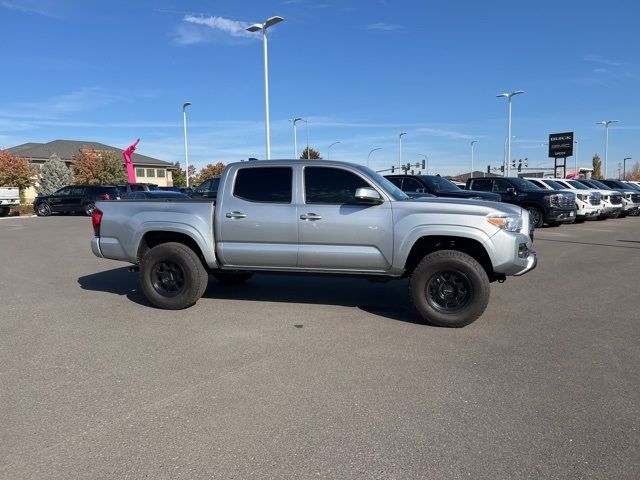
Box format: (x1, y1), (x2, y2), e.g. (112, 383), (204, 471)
(265, 16), (284, 28)
(471, 140), (478, 146)
(246, 23), (263, 32)
(497, 91), (524, 98)
(624, 157), (632, 160)
(183, 102), (191, 110)
(512, 90), (525, 96)
(399, 132), (407, 138)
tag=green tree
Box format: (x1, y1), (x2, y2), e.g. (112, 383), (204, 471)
(172, 161), (186, 187)
(592, 153), (602, 179)
(37, 154), (73, 195)
(300, 147), (322, 159)
(0, 150), (37, 202)
(98, 151), (128, 184)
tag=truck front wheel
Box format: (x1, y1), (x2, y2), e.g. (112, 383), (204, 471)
(409, 250), (490, 328)
(140, 242), (209, 309)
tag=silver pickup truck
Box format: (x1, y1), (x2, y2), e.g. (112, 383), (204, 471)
(91, 160), (536, 327)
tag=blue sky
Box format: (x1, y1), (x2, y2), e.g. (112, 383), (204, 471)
(1, 0), (638, 178)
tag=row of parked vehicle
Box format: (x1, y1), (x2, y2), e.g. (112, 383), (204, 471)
(384, 174), (640, 228)
(30, 170), (640, 229)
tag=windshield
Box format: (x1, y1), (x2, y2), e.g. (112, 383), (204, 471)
(510, 178), (541, 190)
(420, 176), (461, 193)
(353, 165), (409, 200)
(541, 179), (565, 190)
(589, 179), (612, 189)
(566, 180), (589, 190)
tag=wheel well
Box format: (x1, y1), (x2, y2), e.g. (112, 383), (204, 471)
(404, 235), (498, 281)
(137, 231), (207, 268)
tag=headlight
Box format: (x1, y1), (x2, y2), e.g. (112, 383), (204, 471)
(486, 213), (523, 232)
(576, 193), (586, 201)
(543, 194), (552, 206)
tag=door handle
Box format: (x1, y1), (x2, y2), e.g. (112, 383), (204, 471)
(300, 213), (322, 221)
(226, 211), (247, 219)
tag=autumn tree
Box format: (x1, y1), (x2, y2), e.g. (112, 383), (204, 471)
(172, 161), (186, 187)
(37, 153), (73, 195)
(592, 154), (602, 179)
(71, 148), (127, 184)
(626, 161), (640, 181)
(194, 162), (225, 185)
(0, 150), (37, 202)
(300, 147), (322, 159)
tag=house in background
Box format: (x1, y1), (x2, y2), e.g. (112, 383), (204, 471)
(7, 139), (174, 202)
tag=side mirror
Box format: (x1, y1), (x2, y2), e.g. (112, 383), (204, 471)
(355, 187), (383, 204)
(506, 187), (516, 195)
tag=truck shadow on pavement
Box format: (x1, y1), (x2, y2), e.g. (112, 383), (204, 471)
(77, 267), (424, 325)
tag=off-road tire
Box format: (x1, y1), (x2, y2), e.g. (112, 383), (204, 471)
(408, 250), (490, 328)
(139, 242), (208, 310)
(212, 271), (254, 286)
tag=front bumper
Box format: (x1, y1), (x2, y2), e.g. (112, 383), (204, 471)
(547, 207), (576, 223)
(490, 231), (538, 277)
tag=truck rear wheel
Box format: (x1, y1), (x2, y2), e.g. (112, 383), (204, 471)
(139, 242), (208, 310)
(408, 250), (490, 328)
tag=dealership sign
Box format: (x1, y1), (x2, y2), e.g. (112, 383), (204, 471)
(548, 132), (574, 158)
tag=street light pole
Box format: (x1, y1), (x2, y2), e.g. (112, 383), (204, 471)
(399, 132), (407, 168)
(623, 157), (631, 180)
(293, 118), (307, 159)
(367, 148), (382, 168)
(574, 139), (579, 174)
(327, 141), (341, 160)
(596, 120), (619, 179)
(470, 140), (477, 178)
(247, 16), (284, 160)
(290, 117), (302, 158)
(497, 91), (524, 177)
(182, 102), (191, 187)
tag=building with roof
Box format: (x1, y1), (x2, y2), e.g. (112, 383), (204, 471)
(7, 140), (174, 202)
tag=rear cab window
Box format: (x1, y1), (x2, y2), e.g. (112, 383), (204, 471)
(233, 167), (292, 203)
(469, 179), (493, 191)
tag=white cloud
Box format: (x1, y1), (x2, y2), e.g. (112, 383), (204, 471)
(0, 0), (57, 17)
(415, 127), (480, 141)
(366, 22), (404, 31)
(584, 54), (626, 67)
(174, 15), (260, 45)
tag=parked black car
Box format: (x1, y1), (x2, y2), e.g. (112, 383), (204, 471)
(34, 185), (118, 216)
(123, 191), (190, 200)
(466, 177), (576, 228)
(190, 177), (220, 199)
(386, 174), (501, 201)
(159, 186), (194, 195)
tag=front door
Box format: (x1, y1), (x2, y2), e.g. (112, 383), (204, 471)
(48, 186), (71, 212)
(216, 166), (299, 268)
(297, 166), (393, 271)
(67, 186), (85, 211)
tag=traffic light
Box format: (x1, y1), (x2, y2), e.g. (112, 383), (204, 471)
(518, 163), (522, 172)
(406, 163), (411, 171)
(421, 159), (426, 169)
(487, 165), (491, 174)
(500, 165), (505, 173)
(391, 165), (395, 173)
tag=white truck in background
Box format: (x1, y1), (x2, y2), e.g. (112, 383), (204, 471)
(0, 187), (20, 216)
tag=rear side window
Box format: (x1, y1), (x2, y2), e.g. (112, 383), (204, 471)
(469, 179), (493, 191)
(233, 167), (292, 203)
(305, 167), (371, 204)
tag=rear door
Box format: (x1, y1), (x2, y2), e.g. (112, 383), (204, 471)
(297, 166), (393, 271)
(216, 166), (298, 268)
(47, 186), (71, 212)
(67, 186), (86, 210)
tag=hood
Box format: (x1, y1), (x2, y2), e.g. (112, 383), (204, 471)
(402, 196), (522, 216)
(434, 189), (501, 201)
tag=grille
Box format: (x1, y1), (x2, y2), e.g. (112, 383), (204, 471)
(552, 194), (574, 208)
(589, 193), (601, 205)
(631, 194), (640, 203)
(610, 195), (622, 205)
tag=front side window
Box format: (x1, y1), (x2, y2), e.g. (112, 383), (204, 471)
(402, 178), (425, 192)
(234, 167), (292, 203)
(469, 179), (493, 191)
(70, 187), (85, 195)
(305, 167), (372, 204)
(196, 180), (211, 193)
(55, 186), (72, 196)
(493, 179), (513, 193)
(420, 176), (459, 193)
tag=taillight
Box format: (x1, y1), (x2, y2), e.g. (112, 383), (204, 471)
(92, 208), (103, 237)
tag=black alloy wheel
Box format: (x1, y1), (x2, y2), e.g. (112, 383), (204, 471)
(150, 260), (185, 297)
(425, 271), (473, 313)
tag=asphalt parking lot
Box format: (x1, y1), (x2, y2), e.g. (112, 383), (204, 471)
(1, 215), (639, 479)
